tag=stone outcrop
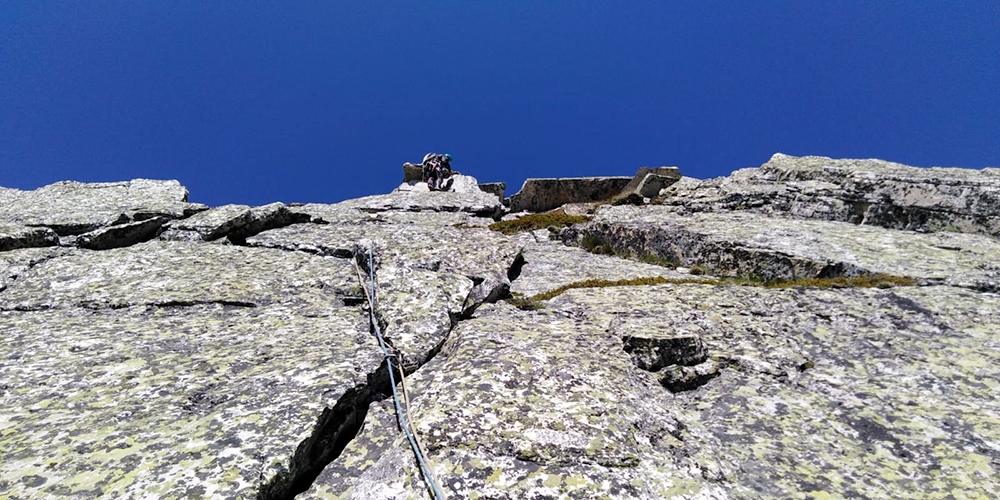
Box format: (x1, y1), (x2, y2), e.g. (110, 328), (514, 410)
(563, 206), (1000, 290)
(658, 153), (1000, 237)
(0, 224), (59, 252)
(477, 182), (506, 200)
(506, 177), (633, 213)
(160, 202), (311, 243)
(621, 166), (682, 199)
(3, 154), (1000, 499)
(0, 179), (207, 236)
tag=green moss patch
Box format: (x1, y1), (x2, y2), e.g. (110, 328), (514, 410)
(580, 233), (678, 268)
(488, 213), (593, 235)
(506, 273), (916, 310)
(763, 274), (917, 289)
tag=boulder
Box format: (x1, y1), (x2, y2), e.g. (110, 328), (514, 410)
(506, 177), (633, 213)
(620, 166), (682, 198)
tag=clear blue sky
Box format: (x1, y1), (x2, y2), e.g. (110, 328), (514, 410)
(3, 2), (998, 207)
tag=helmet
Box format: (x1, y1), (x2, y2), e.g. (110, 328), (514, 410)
(444, 153), (452, 161)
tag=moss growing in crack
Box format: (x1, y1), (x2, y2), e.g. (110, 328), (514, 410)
(581, 233), (677, 268)
(509, 273), (917, 310)
(637, 253), (679, 268)
(488, 213), (592, 235)
(763, 274), (917, 289)
(581, 234), (615, 255)
(508, 276), (718, 309)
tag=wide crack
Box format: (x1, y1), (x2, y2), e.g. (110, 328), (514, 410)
(256, 360), (397, 500)
(257, 243), (524, 497)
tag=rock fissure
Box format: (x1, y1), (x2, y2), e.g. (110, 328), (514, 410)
(256, 361), (396, 500)
(5, 160), (1000, 499)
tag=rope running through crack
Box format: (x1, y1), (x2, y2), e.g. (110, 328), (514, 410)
(353, 240), (445, 500)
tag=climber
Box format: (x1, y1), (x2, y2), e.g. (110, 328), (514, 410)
(421, 153), (453, 191)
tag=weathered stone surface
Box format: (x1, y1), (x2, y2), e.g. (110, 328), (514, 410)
(75, 217), (167, 250)
(4, 159), (1000, 499)
(637, 173), (679, 198)
(340, 186), (502, 217)
(1, 304), (379, 499)
(658, 360), (721, 393)
(0, 223), (59, 251)
(620, 333), (708, 371)
(0, 246), (70, 292)
(0, 238), (394, 498)
(0, 240), (360, 311)
(509, 230), (707, 298)
(478, 181), (506, 200)
(402, 162), (423, 183)
(394, 173), (483, 196)
(249, 223), (522, 368)
(568, 205), (1000, 289)
(621, 166), (682, 198)
(306, 283), (1000, 499)
(506, 177), (633, 213)
(164, 202), (311, 242)
(0, 179), (207, 235)
(303, 301), (696, 499)
(658, 153), (1000, 237)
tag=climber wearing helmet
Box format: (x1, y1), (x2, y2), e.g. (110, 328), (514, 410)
(422, 153), (453, 191)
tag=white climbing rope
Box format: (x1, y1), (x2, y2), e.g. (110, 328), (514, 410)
(354, 241), (446, 500)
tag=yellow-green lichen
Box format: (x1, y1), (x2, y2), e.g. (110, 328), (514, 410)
(488, 213), (592, 235)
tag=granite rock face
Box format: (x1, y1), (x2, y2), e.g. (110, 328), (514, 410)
(3, 155), (1000, 499)
(506, 177), (633, 213)
(564, 206), (1000, 290)
(0, 224), (59, 252)
(659, 153), (1000, 237)
(0, 179), (207, 236)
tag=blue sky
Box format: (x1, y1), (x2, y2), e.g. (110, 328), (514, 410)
(3, 2), (998, 207)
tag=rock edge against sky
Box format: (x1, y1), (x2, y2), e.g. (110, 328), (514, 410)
(2, 153), (999, 499)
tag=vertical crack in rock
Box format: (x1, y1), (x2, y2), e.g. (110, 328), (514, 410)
(256, 362), (396, 500)
(259, 242), (523, 497)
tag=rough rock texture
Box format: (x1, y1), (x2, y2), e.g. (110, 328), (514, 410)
(566, 206), (1000, 290)
(506, 177), (633, 213)
(342, 181), (503, 218)
(3, 154), (1000, 499)
(477, 182), (506, 201)
(508, 230), (708, 299)
(0, 179), (207, 235)
(305, 284), (1000, 499)
(0, 224), (59, 252)
(620, 166), (682, 198)
(75, 217), (168, 250)
(659, 153), (1000, 237)
(162, 202), (311, 242)
(402, 162), (424, 183)
(393, 174), (483, 196)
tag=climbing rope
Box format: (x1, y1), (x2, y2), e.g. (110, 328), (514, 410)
(354, 241), (446, 500)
